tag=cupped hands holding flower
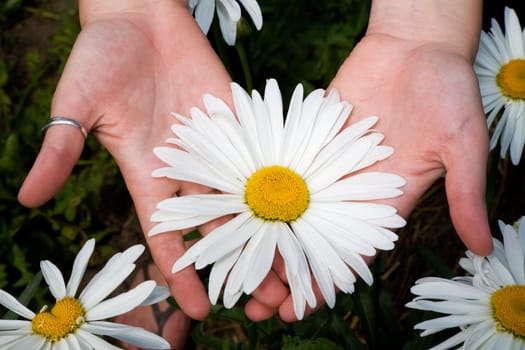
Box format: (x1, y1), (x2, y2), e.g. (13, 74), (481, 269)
(15, 0), (495, 338)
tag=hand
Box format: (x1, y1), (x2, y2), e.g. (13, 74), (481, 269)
(17, 0), (235, 320)
(330, 35), (493, 256)
(328, 6), (493, 257)
(253, 0), (494, 322)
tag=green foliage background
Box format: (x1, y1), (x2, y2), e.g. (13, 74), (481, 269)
(1, 0), (524, 349)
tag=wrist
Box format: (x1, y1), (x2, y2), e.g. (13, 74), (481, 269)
(367, 0), (482, 61)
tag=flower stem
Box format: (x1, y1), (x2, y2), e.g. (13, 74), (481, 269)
(235, 41), (253, 92)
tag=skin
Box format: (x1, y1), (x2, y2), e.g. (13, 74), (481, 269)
(18, 0), (493, 340)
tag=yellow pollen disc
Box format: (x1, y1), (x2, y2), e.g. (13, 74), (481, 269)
(32, 297), (85, 342)
(497, 59), (525, 100)
(245, 165), (309, 222)
(491, 285), (525, 337)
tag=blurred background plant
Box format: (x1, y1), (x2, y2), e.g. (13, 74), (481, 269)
(1, 0), (525, 349)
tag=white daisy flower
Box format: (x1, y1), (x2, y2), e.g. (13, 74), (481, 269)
(0, 239), (171, 349)
(188, 0), (263, 45)
(474, 7), (525, 165)
(149, 78), (406, 320)
(406, 217), (525, 349)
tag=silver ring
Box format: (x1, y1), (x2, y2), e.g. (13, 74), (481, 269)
(42, 117), (88, 139)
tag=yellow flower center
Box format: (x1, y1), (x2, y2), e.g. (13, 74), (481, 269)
(497, 59), (525, 100)
(31, 297), (85, 342)
(491, 285), (525, 338)
(245, 165), (309, 222)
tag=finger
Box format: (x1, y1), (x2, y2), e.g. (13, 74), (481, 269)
(244, 299), (278, 322)
(244, 270), (289, 321)
(125, 163), (212, 320)
(18, 39), (96, 208)
(444, 123), (493, 256)
(252, 271), (289, 309)
(18, 119), (85, 207)
(244, 269), (290, 321)
(446, 176), (493, 255)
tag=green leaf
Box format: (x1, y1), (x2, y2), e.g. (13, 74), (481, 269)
(184, 229), (203, 241)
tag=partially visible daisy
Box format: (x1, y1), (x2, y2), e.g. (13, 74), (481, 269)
(149, 78), (406, 319)
(407, 217), (525, 349)
(475, 7), (525, 165)
(188, 0), (263, 45)
(0, 239), (170, 349)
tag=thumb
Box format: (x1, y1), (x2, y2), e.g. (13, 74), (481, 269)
(17, 116), (87, 208)
(444, 128), (493, 256)
(18, 33), (102, 209)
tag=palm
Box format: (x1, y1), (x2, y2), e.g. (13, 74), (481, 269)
(330, 34), (492, 254)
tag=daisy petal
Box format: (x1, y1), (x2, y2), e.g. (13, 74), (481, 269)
(342, 252), (374, 286)
(208, 246), (243, 304)
(187, 213), (260, 271)
(238, 0), (262, 29)
(0, 320), (30, 333)
(139, 286), (170, 307)
(280, 83), (305, 166)
(63, 334), (82, 350)
(415, 314), (490, 332)
(313, 172), (405, 200)
(243, 223), (278, 294)
(499, 220), (525, 283)
(293, 219), (336, 307)
(66, 239), (95, 297)
(263, 79), (284, 163)
(505, 7), (525, 58)
(277, 225), (316, 309)
(410, 279), (489, 300)
(152, 147), (243, 193)
(0, 290), (35, 320)
(193, 0), (215, 34)
(76, 329), (122, 350)
(83, 321), (170, 349)
(80, 245), (144, 310)
(0, 334), (45, 349)
(154, 194), (246, 217)
(40, 260), (66, 300)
